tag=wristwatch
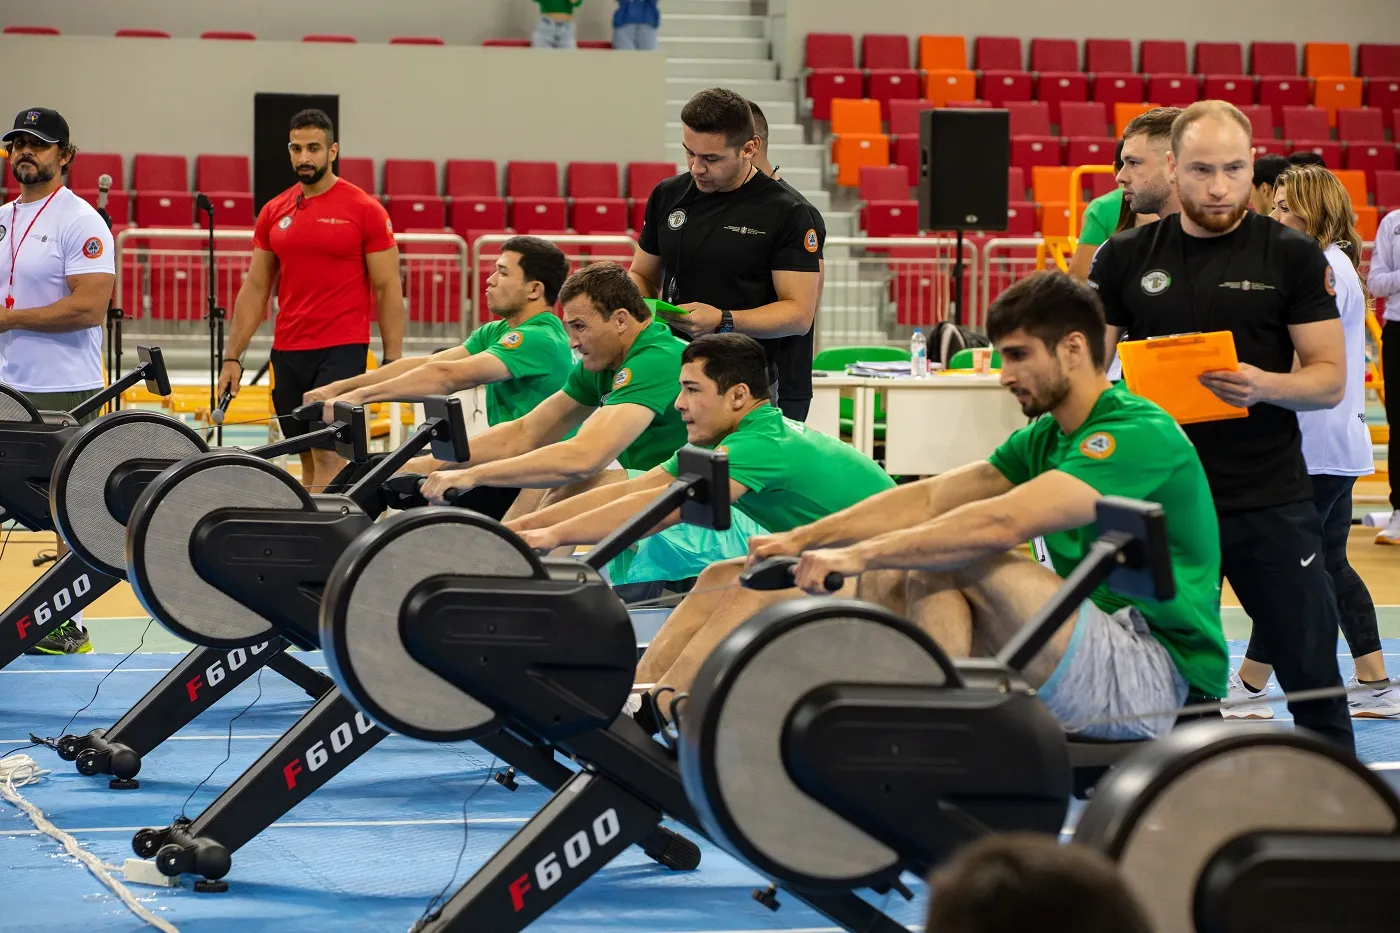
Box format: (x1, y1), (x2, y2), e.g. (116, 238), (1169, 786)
(717, 310), (734, 333)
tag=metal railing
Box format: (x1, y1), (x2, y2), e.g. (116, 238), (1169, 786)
(466, 233), (637, 338)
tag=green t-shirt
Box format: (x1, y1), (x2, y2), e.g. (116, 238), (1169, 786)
(987, 382), (1227, 699)
(464, 313), (573, 426)
(534, 0), (582, 13)
(661, 405), (896, 533)
(562, 319), (689, 471)
(1078, 188), (1125, 248)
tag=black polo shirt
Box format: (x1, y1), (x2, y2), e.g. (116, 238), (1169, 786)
(1089, 212), (1338, 513)
(638, 170), (823, 401)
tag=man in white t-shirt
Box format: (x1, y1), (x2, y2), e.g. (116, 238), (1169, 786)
(1, 107), (116, 655)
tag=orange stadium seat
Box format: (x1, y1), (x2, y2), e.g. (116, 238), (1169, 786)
(1354, 205), (1379, 240)
(1332, 169), (1369, 207)
(918, 35), (967, 71)
(1312, 77), (1364, 125)
(1203, 75), (1257, 107)
(445, 160), (498, 198)
(1115, 102), (1158, 136)
(975, 36), (1023, 71)
(1038, 202), (1072, 237)
(923, 69), (977, 106)
(830, 98), (883, 135)
(383, 159), (437, 196)
(1085, 39), (1132, 73)
(832, 134), (890, 187)
(863, 34), (910, 70)
(567, 162), (621, 199)
(1304, 42), (1353, 78)
(1196, 42), (1244, 75)
(1140, 40), (1188, 75)
(1251, 41), (1298, 75)
(1032, 165), (1077, 204)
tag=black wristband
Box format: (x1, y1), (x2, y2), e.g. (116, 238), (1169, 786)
(222, 358), (243, 370)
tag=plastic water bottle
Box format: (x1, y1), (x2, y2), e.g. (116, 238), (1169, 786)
(910, 328), (928, 378)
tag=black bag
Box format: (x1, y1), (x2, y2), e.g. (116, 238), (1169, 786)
(929, 320), (990, 366)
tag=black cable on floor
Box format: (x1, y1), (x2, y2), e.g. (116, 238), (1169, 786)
(43, 619), (153, 747)
(180, 667), (266, 820)
(417, 755), (500, 926)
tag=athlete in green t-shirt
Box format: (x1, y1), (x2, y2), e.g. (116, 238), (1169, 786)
(420, 262), (690, 507)
(742, 272), (1227, 742)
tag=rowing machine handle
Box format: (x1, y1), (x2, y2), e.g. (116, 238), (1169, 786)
(291, 402), (325, 422)
(740, 556), (843, 593)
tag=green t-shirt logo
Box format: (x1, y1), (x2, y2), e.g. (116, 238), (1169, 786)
(1079, 431), (1116, 459)
(499, 331), (524, 349)
(613, 368), (633, 389)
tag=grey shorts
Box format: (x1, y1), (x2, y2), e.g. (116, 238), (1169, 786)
(1036, 602), (1188, 741)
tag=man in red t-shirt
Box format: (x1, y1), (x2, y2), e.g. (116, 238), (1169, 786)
(218, 108), (405, 489)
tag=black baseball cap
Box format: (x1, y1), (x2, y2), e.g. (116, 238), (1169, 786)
(2, 108), (70, 147)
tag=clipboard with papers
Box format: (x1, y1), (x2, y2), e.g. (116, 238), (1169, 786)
(1117, 330), (1250, 425)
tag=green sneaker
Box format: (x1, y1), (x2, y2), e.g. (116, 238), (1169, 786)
(24, 622), (93, 655)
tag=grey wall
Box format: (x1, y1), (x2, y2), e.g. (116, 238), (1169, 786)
(6, 0), (620, 44)
(774, 0), (1400, 78)
(0, 36), (667, 177)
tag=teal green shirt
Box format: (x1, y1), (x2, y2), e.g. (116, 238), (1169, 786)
(534, 0), (583, 13)
(562, 319), (689, 471)
(464, 313), (573, 426)
(661, 405), (896, 532)
(1079, 188), (1125, 248)
(987, 383), (1227, 698)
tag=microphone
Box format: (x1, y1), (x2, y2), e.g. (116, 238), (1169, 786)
(210, 390), (233, 425)
(96, 174), (112, 212)
(194, 192), (214, 223)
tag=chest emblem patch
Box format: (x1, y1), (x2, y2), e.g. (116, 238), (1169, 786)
(1140, 270), (1171, 296)
(1079, 432), (1116, 460)
(614, 368), (633, 389)
(667, 209), (687, 230)
(278, 215), (293, 230)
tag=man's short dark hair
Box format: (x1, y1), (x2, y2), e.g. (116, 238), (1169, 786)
(1113, 137), (1125, 173)
(289, 108), (335, 144)
(557, 262), (651, 322)
(1123, 106), (1183, 143)
(681, 334), (772, 399)
(926, 834), (1153, 933)
(1253, 153), (1291, 187)
(748, 100), (769, 143)
(680, 89), (756, 151)
(1287, 150), (1326, 167)
(986, 272), (1108, 371)
(500, 236), (570, 305)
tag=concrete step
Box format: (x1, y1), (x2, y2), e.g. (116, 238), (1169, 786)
(667, 98), (794, 123)
(825, 211), (857, 238)
(658, 36), (768, 59)
(771, 165), (822, 194)
(665, 0), (758, 14)
(667, 57), (778, 80)
(667, 76), (792, 102)
(660, 13), (766, 39)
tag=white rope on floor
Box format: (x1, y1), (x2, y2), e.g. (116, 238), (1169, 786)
(0, 754), (181, 933)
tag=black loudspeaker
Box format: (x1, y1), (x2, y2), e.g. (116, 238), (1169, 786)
(253, 93), (341, 214)
(918, 108), (1010, 231)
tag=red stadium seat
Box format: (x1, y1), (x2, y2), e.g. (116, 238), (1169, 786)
(806, 33), (855, 69)
(859, 164), (910, 201)
(1202, 75), (1256, 107)
(1251, 42), (1298, 76)
(1282, 106), (1330, 143)
(1195, 41), (1244, 75)
(1034, 72), (1090, 122)
(862, 34), (910, 70)
(1368, 78), (1400, 116)
(888, 99), (937, 135)
(1066, 137), (1115, 166)
(445, 160), (497, 198)
(200, 31), (255, 40)
(1338, 108), (1386, 142)
(1147, 74), (1202, 108)
(303, 34), (355, 43)
(947, 100), (992, 109)
(567, 162), (620, 199)
(1376, 172), (1400, 212)
(1140, 40), (1188, 75)
(1085, 39), (1132, 74)
(195, 155), (250, 194)
(1252, 137), (1284, 158)
(69, 152), (124, 192)
(135, 191), (195, 226)
(1258, 77), (1310, 127)
(806, 69), (863, 121)
(975, 36), (1023, 71)
(1003, 202), (1038, 236)
(401, 228), (462, 325)
(1087, 173), (1119, 199)
(132, 154), (188, 192)
(1239, 104), (1277, 138)
(892, 135), (922, 182)
(1092, 72), (1144, 106)
(510, 197), (568, 233)
(448, 197), (507, 240)
(506, 161), (559, 198)
(1304, 42), (1353, 78)
(383, 159), (437, 196)
(1007, 101), (1053, 136)
(1359, 44), (1400, 78)
(199, 192), (255, 227)
(482, 38), (530, 48)
(74, 189), (130, 225)
(570, 198), (629, 235)
(337, 157), (375, 193)
(627, 161), (677, 201)
(115, 29), (170, 38)
(1290, 140), (1343, 168)
(4, 25), (60, 35)
(979, 71), (1033, 106)
(1011, 136), (1064, 170)
(1344, 143), (1398, 192)
(148, 240), (206, 320)
(867, 69), (921, 110)
(386, 196), (446, 231)
(862, 200), (919, 238)
(1030, 38), (1079, 73)
(1058, 101), (1111, 138)
(1007, 167), (1027, 200)
(578, 40), (613, 49)
(390, 36), (445, 45)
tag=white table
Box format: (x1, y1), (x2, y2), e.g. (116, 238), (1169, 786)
(806, 374), (869, 443)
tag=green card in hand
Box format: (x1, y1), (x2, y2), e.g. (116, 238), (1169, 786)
(645, 298), (690, 315)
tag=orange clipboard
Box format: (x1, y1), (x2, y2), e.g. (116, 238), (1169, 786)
(1118, 331), (1250, 425)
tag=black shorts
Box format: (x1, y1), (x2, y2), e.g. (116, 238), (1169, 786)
(269, 344), (368, 439)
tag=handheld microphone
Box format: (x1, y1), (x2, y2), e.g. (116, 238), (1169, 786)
(210, 390), (233, 425)
(96, 174), (112, 212)
(194, 192), (214, 223)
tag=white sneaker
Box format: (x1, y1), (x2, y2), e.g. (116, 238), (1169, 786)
(1348, 677), (1400, 719)
(1376, 510), (1400, 546)
(1224, 671), (1274, 720)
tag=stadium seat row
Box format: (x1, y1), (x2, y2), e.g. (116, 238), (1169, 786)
(0, 26), (614, 47)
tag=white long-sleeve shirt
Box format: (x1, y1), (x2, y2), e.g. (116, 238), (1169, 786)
(1368, 208), (1400, 321)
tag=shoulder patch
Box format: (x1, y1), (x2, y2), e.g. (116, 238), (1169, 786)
(714, 445), (728, 456)
(82, 236), (104, 259)
(499, 330), (524, 350)
(1079, 432), (1116, 460)
(804, 228), (819, 253)
(613, 368), (633, 389)
(1324, 264), (1336, 297)
(385, 217), (394, 236)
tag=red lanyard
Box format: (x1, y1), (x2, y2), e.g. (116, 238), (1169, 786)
(6, 189), (60, 310)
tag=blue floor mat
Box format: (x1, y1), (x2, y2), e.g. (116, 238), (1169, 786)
(2, 643), (1397, 933)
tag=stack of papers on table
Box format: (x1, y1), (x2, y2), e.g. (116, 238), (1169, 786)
(844, 361), (944, 378)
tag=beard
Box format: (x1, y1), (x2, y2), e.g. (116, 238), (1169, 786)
(11, 158), (55, 187)
(1017, 373), (1072, 417)
(1181, 192), (1249, 234)
(1128, 180), (1171, 216)
(296, 162), (329, 185)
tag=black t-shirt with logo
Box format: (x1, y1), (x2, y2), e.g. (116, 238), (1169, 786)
(638, 170), (823, 401)
(1088, 212), (1338, 513)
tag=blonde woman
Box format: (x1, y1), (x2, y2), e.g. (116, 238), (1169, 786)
(1228, 164), (1399, 719)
